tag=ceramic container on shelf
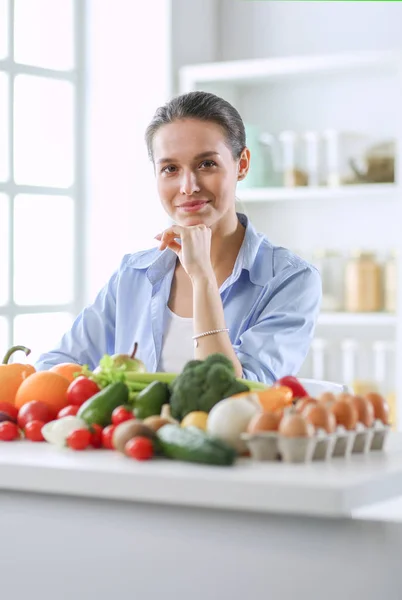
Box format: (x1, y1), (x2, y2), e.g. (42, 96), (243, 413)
(344, 250), (383, 313)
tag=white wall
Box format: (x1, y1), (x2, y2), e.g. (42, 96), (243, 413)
(171, 0), (219, 93)
(219, 1), (402, 60)
(85, 0), (172, 303)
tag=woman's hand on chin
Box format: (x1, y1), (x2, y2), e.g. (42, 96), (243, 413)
(155, 224), (214, 281)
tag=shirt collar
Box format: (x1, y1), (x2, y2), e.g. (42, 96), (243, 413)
(233, 212), (266, 285)
(125, 212), (267, 286)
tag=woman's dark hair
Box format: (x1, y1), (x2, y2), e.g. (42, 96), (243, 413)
(145, 91), (246, 162)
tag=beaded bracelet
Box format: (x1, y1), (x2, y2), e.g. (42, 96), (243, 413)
(192, 328), (229, 348)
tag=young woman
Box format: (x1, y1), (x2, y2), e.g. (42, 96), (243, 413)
(35, 91), (321, 383)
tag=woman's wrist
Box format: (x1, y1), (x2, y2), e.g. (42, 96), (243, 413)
(189, 268), (217, 288)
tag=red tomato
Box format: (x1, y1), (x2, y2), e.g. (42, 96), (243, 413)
(66, 428), (92, 451)
(0, 421), (19, 441)
(0, 402), (19, 421)
(0, 411), (17, 425)
(90, 424), (103, 448)
(125, 436), (154, 461)
(102, 424), (116, 450)
(66, 376), (100, 407)
(57, 405), (79, 419)
(24, 420), (45, 442)
(18, 401), (54, 429)
(112, 406), (133, 426)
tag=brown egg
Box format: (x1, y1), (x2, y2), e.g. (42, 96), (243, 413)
(247, 411), (281, 434)
(317, 392), (336, 405)
(303, 403), (336, 434)
(336, 392), (354, 403)
(278, 410), (314, 438)
(365, 392), (389, 425)
(329, 399), (358, 431)
(294, 396), (317, 413)
(349, 395), (374, 428)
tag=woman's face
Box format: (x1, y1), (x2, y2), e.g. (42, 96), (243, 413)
(152, 118), (249, 228)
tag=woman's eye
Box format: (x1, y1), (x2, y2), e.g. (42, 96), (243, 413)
(161, 165), (177, 174)
(200, 160), (217, 168)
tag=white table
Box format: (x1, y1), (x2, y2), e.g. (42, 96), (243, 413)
(2, 434), (402, 599)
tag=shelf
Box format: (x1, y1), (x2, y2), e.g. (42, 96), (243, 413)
(236, 183), (398, 203)
(318, 312), (396, 327)
(180, 51), (402, 91)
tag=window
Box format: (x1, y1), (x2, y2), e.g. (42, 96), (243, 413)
(0, 0), (83, 363)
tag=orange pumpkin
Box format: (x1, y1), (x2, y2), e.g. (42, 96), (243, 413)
(0, 345), (36, 406)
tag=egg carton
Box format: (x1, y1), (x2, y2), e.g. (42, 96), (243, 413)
(241, 420), (390, 464)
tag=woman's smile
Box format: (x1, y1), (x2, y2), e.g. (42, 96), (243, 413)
(177, 199), (211, 213)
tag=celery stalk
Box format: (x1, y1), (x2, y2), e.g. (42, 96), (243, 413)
(123, 371), (268, 391)
(123, 372), (177, 384)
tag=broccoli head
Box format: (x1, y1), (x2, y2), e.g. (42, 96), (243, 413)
(169, 353), (250, 421)
(204, 353), (235, 374)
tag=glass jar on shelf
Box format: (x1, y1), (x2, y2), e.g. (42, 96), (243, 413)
(310, 337), (329, 381)
(312, 249), (344, 312)
(278, 131), (308, 188)
(302, 131), (320, 187)
(373, 340), (397, 430)
(341, 338), (379, 395)
(344, 250), (383, 312)
(384, 250), (397, 313)
(321, 130), (371, 187)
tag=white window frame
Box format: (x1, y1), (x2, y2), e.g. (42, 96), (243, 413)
(0, 0), (85, 350)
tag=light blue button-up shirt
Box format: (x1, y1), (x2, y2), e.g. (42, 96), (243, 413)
(35, 213), (322, 384)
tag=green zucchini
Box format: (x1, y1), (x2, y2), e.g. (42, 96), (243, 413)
(156, 424), (237, 466)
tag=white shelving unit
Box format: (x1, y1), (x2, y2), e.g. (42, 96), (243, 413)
(318, 312), (396, 327)
(179, 50), (402, 425)
(179, 51), (401, 90)
(237, 183), (398, 203)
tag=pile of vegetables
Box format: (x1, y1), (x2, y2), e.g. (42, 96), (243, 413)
(5, 342), (355, 467)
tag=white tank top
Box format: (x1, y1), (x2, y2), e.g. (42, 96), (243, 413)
(158, 307), (194, 373)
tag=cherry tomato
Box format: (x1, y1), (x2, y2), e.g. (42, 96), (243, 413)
(112, 406), (133, 426)
(24, 420), (45, 442)
(18, 401), (55, 429)
(57, 405), (79, 419)
(90, 424), (103, 448)
(66, 428), (92, 451)
(102, 424), (116, 450)
(125, 436), (154, 461)
(66, 376), (100, 407)
(0, 402), (19, 421)
(0, 421), (19, 441)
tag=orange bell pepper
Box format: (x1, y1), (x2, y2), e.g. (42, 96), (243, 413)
(0, 345), (36, 405)
(254, 385), (294, 412)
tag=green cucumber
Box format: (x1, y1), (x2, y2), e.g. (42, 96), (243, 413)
(156, 424), (237, 466)
(134, 381), (170, 420)
(77, 381), (129, 427)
